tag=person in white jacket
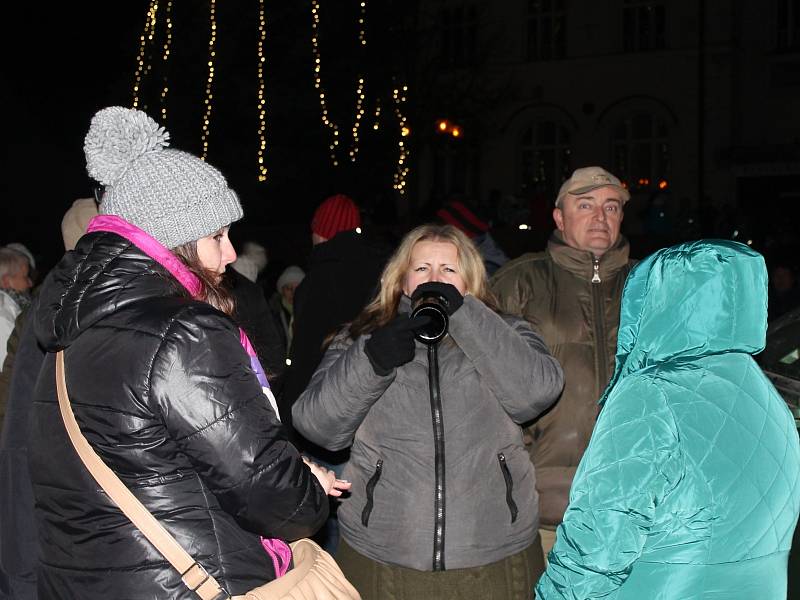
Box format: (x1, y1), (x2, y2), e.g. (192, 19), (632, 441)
(0, 247), (33, 368)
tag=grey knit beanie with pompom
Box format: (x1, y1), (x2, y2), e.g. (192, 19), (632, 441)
(84, 106), (243, 249)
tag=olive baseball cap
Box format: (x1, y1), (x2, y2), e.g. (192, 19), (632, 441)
(555, 166), (630, 208)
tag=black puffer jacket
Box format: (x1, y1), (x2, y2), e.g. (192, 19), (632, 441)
(29, 232), (328, 599)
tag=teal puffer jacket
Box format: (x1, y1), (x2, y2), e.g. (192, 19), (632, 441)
(536, 240), (800, 599)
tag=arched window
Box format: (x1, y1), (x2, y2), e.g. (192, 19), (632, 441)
(611, 113), (669, 192)
(519, 121), (572, 199)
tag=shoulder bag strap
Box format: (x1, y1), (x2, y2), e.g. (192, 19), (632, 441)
(55, 350), (230, 600)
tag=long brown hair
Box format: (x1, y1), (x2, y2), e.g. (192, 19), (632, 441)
(348, 224), (496, 338)
(172, 240), (236, 316)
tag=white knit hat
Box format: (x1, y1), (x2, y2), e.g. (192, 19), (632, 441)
(84, 106), (243, 248)
(276, 265), (305, 292)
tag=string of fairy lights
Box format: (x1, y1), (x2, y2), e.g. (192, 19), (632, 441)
(131, 0), (158, 111)
(131, 1), (411, 193)
(159, 1), (173, 123)
(310, 0), (340, 165)
(393, 86), (411, 195)
(199, 0), (217, 160)
(256, 0), (268, 181)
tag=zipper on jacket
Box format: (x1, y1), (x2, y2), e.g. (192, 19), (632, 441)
(591, 271), (609, 397)
(591, 255), (602, 283)
(427, 344), (446, 572)
(361, 459), (383, 527)
(497, 453), (518, 523)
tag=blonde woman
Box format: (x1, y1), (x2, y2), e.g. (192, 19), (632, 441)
(293, 224), (564, 599)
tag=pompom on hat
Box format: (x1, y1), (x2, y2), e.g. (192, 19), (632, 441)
(84, 106), (243, 249)
(311, 194), (361, 240)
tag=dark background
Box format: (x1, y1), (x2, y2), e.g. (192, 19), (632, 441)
(2, 1), (799, 285)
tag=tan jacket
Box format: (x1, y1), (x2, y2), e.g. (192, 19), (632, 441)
(491, 232), (634, 528)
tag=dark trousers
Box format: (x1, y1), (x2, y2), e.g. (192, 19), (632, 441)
(336, 535), (545, 600)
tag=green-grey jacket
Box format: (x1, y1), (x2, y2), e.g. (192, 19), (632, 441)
(491, 233), (634, 528)
(536, 240), (800, 599)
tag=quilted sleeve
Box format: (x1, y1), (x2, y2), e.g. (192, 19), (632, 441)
(447, 295), (563, 423)
(149, 305), (329, 541)
(292, 331), (395, 451)
(535, 376), (683, 599)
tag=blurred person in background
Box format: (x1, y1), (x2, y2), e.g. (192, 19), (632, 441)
(0, 197), (98, 599)
(0, 247), (34, 369)
(270, 265), (305, 358)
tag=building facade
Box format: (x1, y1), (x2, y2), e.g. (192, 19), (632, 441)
(410, 0), (800, 254)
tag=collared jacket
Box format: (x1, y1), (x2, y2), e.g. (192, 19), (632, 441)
(536, 240), (800, 599)
(293, 295), (564, 571)
(490, 232), (634, 528)
(28, 232), (328, 599)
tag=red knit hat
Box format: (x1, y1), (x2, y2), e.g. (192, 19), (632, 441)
(436, 201), (489, 239)
(311, 194), (361, 240)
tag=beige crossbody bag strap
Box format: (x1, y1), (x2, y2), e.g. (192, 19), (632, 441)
(55, 350), (231, 600)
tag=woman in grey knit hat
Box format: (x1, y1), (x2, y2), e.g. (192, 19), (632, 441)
(27, 107), (349, 599)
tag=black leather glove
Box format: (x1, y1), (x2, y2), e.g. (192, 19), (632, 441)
(410, 282), (464, 316)
(364, 314), (431, 376)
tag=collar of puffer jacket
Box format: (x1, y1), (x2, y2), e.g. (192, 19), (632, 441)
(546, 231), (630, 281)
(34, 221), (192, 352)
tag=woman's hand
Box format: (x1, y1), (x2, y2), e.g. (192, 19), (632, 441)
(303, 457), (352, 497)
(363, 314), (430, 375)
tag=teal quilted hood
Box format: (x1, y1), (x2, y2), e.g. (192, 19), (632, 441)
(601, 239), (768, 404)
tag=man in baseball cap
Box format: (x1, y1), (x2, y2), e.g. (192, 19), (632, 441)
(491, 166), (635, 559)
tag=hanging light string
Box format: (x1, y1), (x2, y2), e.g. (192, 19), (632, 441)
(159, 0), (173, 124)
(256, 0), (268, 181)
(200, 0), (218, 160)
(348, 1), (368, 162)
(372, 98), (381, 131)
(311, 0), (340, 166)
(392, 85), (411, 195)
(132, 0), (159, 110)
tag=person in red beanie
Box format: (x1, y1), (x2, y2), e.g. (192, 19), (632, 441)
(311, 194), (362, 245)
(280, 193), (390, 553)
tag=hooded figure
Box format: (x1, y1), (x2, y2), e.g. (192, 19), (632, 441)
(536, 240), (800, 599)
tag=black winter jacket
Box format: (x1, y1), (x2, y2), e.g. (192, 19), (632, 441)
(29, 233), (328, 599)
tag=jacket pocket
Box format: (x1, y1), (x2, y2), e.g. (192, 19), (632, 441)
(497, 453), (518, 523)
(361, 459), (383, 527)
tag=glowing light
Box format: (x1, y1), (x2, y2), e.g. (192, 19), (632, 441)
(355, 227), (362, 234)
(200, 0), (218, 160)
(658, 179), (668, 189)
(438, 120), (448, 131)
(256, 0), (268, 181)
(451, 127), (461, 137)
(518, 224), (530, 230)
(132, 1), (159, 110)
(159, 1), (173, 123)
(401, 126), (410, 137)
(311, 0), (339, 165)
(392, 86), (411, 195)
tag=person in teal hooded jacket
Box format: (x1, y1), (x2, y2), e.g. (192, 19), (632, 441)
(536, 240), (800, 599)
